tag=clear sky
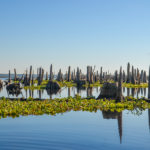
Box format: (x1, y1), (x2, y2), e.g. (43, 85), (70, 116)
(0, 0), (150, 74)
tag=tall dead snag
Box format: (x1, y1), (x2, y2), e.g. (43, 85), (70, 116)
(134, 69), (137, 81)
(87, 66), (94, 84)
(143, 71), (147, 83)
(90, 70), (93, 84)
(137, 68), (140, 84)
(20, 74), (24, 82)
(38, 68), (42, 85)
(131, 66), (135, 84)
(14, 69), (17, 82)
(87, 66), (90, 83)
(140, 70), (144, 83)
(31, 71), (34, 85)
(116, 67), (123, 101)
(73, 69), (76, 81)
(114, 70), (118, 82)
(59, 69), (62, 81)
(71, 72), (74, 81)
(24, 69), (28, 86)
(28, 66), (32, 86)
(123, 70), (126, 82)
(8, 70), (11, 83)
(149, 67), (150, 98)
(49, 64), (53, 81)
(46, 72), (48, 80)
(65, 71), (68, 80)
(100, 67), (103, 84)
(126, 62), (130, 83)
(57, 69), (63, 81)
(76, 67), (81, 82)
(41, 69), (44, 82)
(95, 71), (99, 82)
(67, 66), (71, 81)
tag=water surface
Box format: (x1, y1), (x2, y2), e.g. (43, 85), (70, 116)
(0, 109), (150, 150)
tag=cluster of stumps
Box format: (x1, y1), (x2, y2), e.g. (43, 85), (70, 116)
(0, 62), (150, 100)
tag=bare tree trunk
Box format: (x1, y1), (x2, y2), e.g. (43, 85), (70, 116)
(49, 64), (53, 81)
(131, 66), (135, 84)
(68, 66), (71, 81)
(14, 68), (17, 82)
(46, 72), (48, 80)
(8, 70), (11, 83)
(28, 66), (32, 86)
(137, 68), (140, 84)
(100, 67), (103, 84)
(116, 67), (123, 101)
(126, 62), (130, 83)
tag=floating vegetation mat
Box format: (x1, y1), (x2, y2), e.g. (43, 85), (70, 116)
(0, 97), (150, 119)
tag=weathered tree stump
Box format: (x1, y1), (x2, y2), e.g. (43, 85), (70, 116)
(6, 83), (22, 96)
(46, 81), (61, 90)
(97, 82), (118, 99)
(126, 62), (131, 83)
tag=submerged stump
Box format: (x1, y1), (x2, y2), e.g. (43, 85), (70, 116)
(97, 82), (118, 99)
(46, 81), (61, 96)
(46, 81), (61, 91)
(6, 83), (22, 96)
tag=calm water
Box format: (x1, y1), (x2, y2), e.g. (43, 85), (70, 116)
(0, 86), (148, 99)
(0, 81), (148, 99)
(0, 78), (150, 149)
(0, 109), (150, 150)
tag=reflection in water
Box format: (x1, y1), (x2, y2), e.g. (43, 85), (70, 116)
(123, 87), (125, 93)
(131, 88), (135, 97)
(148, 109), (150, 131)
(77, 86), (86, 95)
(101, 109), (150, 144)
(46, 88), (60, 99)
(68, 87), (71, 97)
(102, 111), (122, 143)
(0, 86), (149, 99)
(144, 88), (146, 97)
(141, 88), (143, 95)
(87, 87), (93, 97)
(127, 88), (130, 97)
(137, 88), (140, 98)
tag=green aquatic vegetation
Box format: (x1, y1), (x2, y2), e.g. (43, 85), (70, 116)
(0, 97), (150, 119)
(123, 83), (148, 88)
(57, 81), (77, 87)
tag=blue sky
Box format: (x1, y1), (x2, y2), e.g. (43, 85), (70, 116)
(0, 0), (150, 74)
